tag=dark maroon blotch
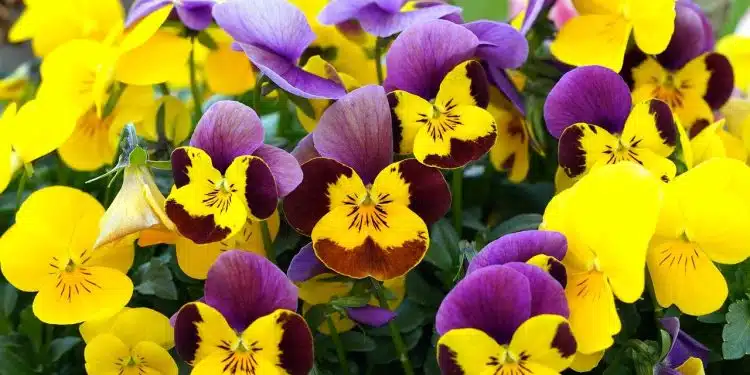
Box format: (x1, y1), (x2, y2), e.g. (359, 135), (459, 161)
(649, 100), (678, 147)
(242, 157), (277, 220)
(388, 92), (405, 153)
(703, 53), (734, 110)
(557, 125), (587, 178)
(397, 159), (451, 226)
(437, 343), (465, 375)
(465, 61), (490, 109)
(276, 312), (314, 375)
(171, 148), (193, 188)
(551, 322), (577, 358)
(165, 199), (231, 244)
(173, 304), (203, 364)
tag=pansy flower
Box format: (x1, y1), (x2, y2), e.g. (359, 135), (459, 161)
(127, 0), (216, 31)
(545, 66), (679, 182)
(166, 100), (302, 244)
(550, 0), (676, 72)
(0, 187), (134, 325)
(296, 56), (362, 133)
(688, 118), (747, 166)
(173, 250), (313, 375)
(288, 244), (403, 333)
(435, 263), (576, 374)
(9, 0), (123, 57)
(622, 2), (734, 132)
(139, 211), (281, 280)
(721, 95), (750, 160)
(213, 0), (346, 99)
(82, 308), (177, 375)
(385, 20), (516, 168)
(467, 230), (568, 287)
(542, 162), (663, 354)
(283, 85), (451, 280)
(656, 318), (710, 375)
(717, 33), (750, 94)
(648, 158), (750, 315)
(318, 0), (461, 38)
(0, 100), (76, 193)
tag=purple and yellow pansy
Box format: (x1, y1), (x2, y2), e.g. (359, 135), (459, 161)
(173, 250), (313, 375)
(546, 66), (679, 183)
(656, 318), (710, 375)
(435, 230), (576, 375)
(165, 100), (302, 244)
(284, 85), (451, 281)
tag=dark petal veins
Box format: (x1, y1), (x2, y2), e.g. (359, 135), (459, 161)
(283, 158), (356, 236)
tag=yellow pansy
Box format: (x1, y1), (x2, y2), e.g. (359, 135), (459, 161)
(648, 158), (750, 315)
(137, 95), (192, 147)
(82, 307), (177, 375)
(488, 86), (531, 183)
(0, 187), (134, 325)
(689, 119), (748, 166)
(717, 34), (750, 93)
(9, 0), (124, 57)
(542, 162), (663, 354)
(550, 0), (676, 71)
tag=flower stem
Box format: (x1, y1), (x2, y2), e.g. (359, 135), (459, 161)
(253, 74), (266, 111)
(452, 168), (464, 238)
(101, 82), (125, 118)
(277, 90), (291, 138)
(15, 168), (27, 208)
(645, 269), (663, 316)
(326, 315), (351, 375)
(189, 38), (203, 121)
(371, 279), (414, 375)
(260, 220), (275, 264)
(375, 38), (385, 85)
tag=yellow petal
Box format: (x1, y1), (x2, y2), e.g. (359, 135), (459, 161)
(115, 30), (191, 85)
(118, 4), (173, 54)
(437, 328), (506, 374)
(717, 35), (750, 92)
(435, 60), (490, 109)
(0, 224), (65, 292)
(132, 341), (178, 375)
(175, 302), (237, 365)
(388, 90), (435, 155)
(566, 271), (620, 354)
(569, 350), (605, 372)
(139, 96), (192, 146)
(80, 307), (174, 349)
(509, 315), (577, 372)
(58, 109), (120, 171)
(550, 14), (632, 71)
(204, 44), (256, 96)
(239, 310), (312, 372)
(80, 307), (132, 343)
(647, 238), (728, 316)
(628, 0), (675, 55)
(676, 357), (705, 375)
(84, 334), (130, 375)
(572, 0), (624, 14)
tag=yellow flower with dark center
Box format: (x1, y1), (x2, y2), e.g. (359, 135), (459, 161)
(0, 187), (134, 325)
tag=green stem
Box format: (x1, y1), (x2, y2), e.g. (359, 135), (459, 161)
(371, 279), (414, 375)
(157, 82), (170, 96)
(15, 169), (27, 208)
(260, 220), (275, 264)
(452, 168), (464, 238)
(645, 269), (663, 315)
(326, 315), (351, 375)
(374, 38), (385, 85)
(189, 38), (203, 121)
(253, 74), (266, 111)
(101, 82), (125, 118)
(277, 91), (291, 138)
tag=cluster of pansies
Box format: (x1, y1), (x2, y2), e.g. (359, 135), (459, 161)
(1, 0), (750, 374)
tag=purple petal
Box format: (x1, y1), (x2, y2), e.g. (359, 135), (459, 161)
(384, 19), (478, 99)
(661, 317), (710, 369)
(313, 85), (393, 183)
(287, 243), (329, 282)
(520, 0), (546, 35)
(656, 4), (709, 70)
(376, 0), (405, 13)
(238, 44), (346, 100)
(489, 66), (526, 115)
(252, 144), (303, 198)
(212, 0), (313, 62)
(357, 3), (463, 38)
(291, 134), (320, 165)
(319, 0), (374, 25)
(463, 21), (528, 69)
(125, 0), (171, 27)
(436, 265), (531, 345)
(467, 230), (567, 274)
(204, 250), (298, 332)
(678, 0), (714, 51)
(503, 263), (569, 318)
(175, 4), (214, 30)
(346, 306), (396, 327)
(190, 100), (264, 173)
(544, 66), (632, 138)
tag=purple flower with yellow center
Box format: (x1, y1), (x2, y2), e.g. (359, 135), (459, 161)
(385, 20), (527, 168)
(435, 252), (577, 374)
(545, 66), (680, 182)
(656, 318), (710, 375)
(318, 0), (462, 38)
(283, 85), (451, 281)
(126, 0), (215, 31)
(173, 250), (313, 375)
(212, 0), (346, 99)
(288, 244), (403, 333)
(165, 100), (302, 244)
(622, 1), (734, 132)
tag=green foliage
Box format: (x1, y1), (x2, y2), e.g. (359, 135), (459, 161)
(723, 299), (750, 360)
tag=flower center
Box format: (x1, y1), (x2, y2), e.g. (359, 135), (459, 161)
(487, 348), (532, 375)
(203, 178), (238, 213)
(652, 73), (687, 109)
(419, 99), (460, 142)
(48, 251), (101, 303)
(342, 186), (393, 233)
(216, 338), (264, 375)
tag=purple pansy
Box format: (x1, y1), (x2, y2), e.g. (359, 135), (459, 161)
(287, 244), (397, 327)
(126, 0), (215, 30)
(212, 0), (346, 99)
(173, 251), (313, 374)
(318, 0), (462, 38)
(467, 230), (568, 286)
(656, 317), (710, 374)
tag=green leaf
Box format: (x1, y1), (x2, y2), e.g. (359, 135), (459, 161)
(426, 219), (458, 270)
(369, 300), (426, 336)
(304, 304), (329, 332)
(287, 93), (315, 118)
(453, 0), (507, 22)
(723, 299), (750, 360)
(18, 307), (42, 354)
(339, 331), (376, 352)
(47, 337), (81, 363)
(658, 329), (672, 361)
(405, 272), (444, 308)
(196, 30), (218, 50)
(698, 311), (727, 324)
(135, 258), (178, 300)
(0, 347), (36, 375)
(148, 160), (173, 170)
(720, 0), (750, 36)
(487, 214), (542, 241)
(368, 329), (423, 364)
(128, 146), (148, 166)
(330, 295), (370, 309)
(1, 283), (18, 317)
